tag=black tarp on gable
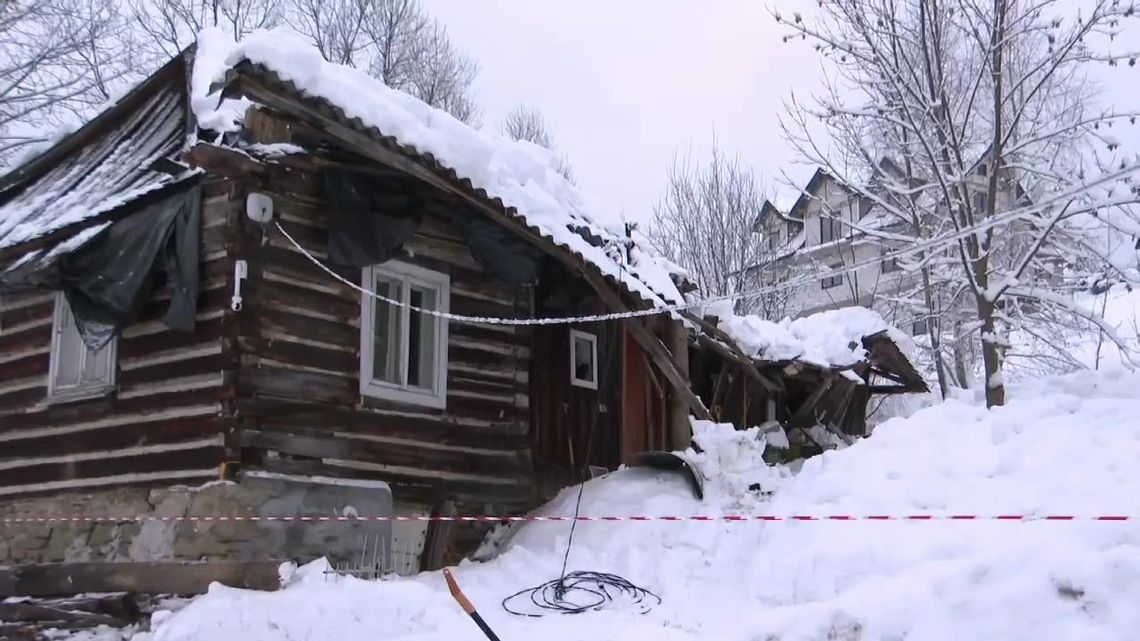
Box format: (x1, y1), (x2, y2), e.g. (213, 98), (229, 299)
(324, 167), (544, 286)
(0, 187), (201, 350)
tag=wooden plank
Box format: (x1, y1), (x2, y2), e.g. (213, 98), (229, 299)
(254, 458), (533, 506)
(0, 562), (280, 598)
(241, 398), (528, 448)
(241, 429), (528, 477)
(0, 387), (221, 434)
(0, 445), (222, 488)
(0, 415), (219, 461)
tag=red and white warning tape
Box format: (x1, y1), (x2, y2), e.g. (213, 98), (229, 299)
(0, 514), (1136, 524)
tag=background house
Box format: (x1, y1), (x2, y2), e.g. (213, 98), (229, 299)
(750, 162), (1026, 338)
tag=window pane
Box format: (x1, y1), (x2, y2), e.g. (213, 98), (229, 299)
(573, 335), (595, 383)
(407, 285), (438, 390)
(54, 305), (83, 388)
(373, 278), (403, 385)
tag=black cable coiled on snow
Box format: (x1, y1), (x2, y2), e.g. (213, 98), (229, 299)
(500, 468), (661, 617)
(501, 570), (661, 617)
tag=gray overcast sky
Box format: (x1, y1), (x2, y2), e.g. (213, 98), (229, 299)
(424, 0), (821, 227)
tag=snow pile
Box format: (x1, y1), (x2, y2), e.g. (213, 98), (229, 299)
(710, 301), (912, 367)
(134, 368), (1140, 641)
(191, 27), (688, 312)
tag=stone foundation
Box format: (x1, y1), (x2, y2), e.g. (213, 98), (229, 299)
(0, 472), (393, 568)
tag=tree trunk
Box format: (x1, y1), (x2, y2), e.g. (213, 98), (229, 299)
(979, 299), (1005, 407)
(919, 265), (950, 399)
(953, 320), (971, 388)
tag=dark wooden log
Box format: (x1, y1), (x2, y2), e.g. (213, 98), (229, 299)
(239, 398), (528, 449)
(0, 593), (140, 627)
(420, 500), (457, 572)
(0, 562), (280, 598)
(184, 142), (268, 181)
(239, 429), (530, 477)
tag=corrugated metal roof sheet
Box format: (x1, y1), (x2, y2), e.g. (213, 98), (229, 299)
(0, 84), (189, 250)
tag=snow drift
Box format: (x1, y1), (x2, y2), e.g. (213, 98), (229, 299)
(132, 370), (1140, 641)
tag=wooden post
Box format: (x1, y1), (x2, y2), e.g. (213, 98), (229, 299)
(664, 318), (692, 449)
(420, 500), (457, 572)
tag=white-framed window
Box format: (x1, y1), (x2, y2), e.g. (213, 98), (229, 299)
(48, 292), (117, 402)
(821, 263), (844, 290)
(360, 261), (450, 409)
(569, 329), (598, 390)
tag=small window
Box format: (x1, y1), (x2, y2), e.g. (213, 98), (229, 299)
(820, 213), (843, 244)
(569, 329), (598, 390)
(911, 317), (929, 336)
(881, 247), (900, 273)
(973, 191), (986, 212)
(48, 292), (117, 402)
(821, 263), (844, 290)
(360, 261), (450, 409)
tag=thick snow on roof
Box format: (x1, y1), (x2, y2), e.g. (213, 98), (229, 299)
(132, 369), (1140, 641)
(193, 27), (687, 310)
(708, 301), (909, 368)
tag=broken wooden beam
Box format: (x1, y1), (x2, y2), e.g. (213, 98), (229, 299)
(0, 561), (281, 598)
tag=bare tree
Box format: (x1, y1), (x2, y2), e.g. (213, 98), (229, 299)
(0, 0), (132, 164)
(285, 0), (480, 124)
(776, 0), (1140, 407)
(129, 0), (279, 62)
(501, 104), (574, 182)
(648, 142), (794, 317)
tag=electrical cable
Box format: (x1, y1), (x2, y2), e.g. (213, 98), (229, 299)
(501, 321), (660, 618)
(272, 189), (1072, 328)
(500, 479), (662, 617)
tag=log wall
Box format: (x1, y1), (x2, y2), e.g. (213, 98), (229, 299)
(0, 182), (234, 498)
(231, 161), (536, 507)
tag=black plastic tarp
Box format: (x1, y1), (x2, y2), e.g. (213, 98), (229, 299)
(59, 187), (201, 350)
(0, 187), (201, 350)
(325, 168), (423, 267)
(324, 167), (544, 286)
(452, 212), (543, 286)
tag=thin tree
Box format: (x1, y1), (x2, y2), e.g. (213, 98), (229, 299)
(0, 0), (131, 164)
(647, 142), (794, 317)
(285, 0), (480, 124)
(501, 104), (574, 182)
(129, 0), (279, 62)
(776, 0), (1140, 407)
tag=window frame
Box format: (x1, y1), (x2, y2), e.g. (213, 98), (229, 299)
(911, 317), (929, 336)
(569, 329), (599, 390)
(820, 263), (845, 290)
(359, 261), (451, 409)
(47, 292), (118, 403)
(880, 247), (900, 274)
(819, 212), (843, 245)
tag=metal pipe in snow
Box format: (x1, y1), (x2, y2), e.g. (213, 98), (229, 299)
(444, 567), (503, 641)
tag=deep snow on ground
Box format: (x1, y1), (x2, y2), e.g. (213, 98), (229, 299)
(115, 370), (1140, 641)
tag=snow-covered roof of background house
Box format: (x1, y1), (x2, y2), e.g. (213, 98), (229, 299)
(193, 27), (690, 312)
(706, 301), (916, 370)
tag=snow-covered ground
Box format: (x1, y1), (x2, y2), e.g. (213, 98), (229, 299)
(84, 369), (1140, 641)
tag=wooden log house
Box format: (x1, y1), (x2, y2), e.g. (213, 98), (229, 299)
(0, 46), (708, 522)
(0, 37), (926, 567)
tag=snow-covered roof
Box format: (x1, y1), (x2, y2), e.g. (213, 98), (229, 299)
(193, 27), (689, 311)
(0, 57), (195, 251)
(707, 302), (913, 369)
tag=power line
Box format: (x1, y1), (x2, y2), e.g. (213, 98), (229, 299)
(272, 199), (1066, 328)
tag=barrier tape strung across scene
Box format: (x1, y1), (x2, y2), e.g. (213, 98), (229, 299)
(0, 514), (1135, 524)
